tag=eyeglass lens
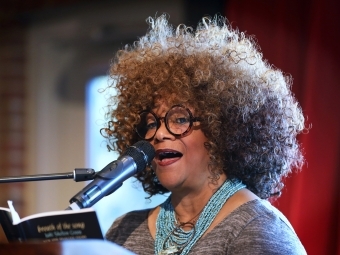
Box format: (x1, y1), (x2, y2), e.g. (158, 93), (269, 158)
(136, 106), (192, 140)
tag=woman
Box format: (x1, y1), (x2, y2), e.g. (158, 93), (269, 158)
(103, 14), (307, 255)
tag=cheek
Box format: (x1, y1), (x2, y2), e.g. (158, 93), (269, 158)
(185, 137), (209, 164)
(189, 146), (209, 163)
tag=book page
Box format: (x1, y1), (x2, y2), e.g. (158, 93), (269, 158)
(0, 207), (11, 213)
(16, 208), (96, 224)
(7, 201), (20, 224)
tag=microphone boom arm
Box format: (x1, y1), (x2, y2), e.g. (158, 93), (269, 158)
(0, 168), (96, 183)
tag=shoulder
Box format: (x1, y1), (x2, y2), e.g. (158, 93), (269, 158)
(225, 199), (307, 254)
(105, 209), (150, 243)
(105, 209), (155, 255)
(114, 209), (150, 226)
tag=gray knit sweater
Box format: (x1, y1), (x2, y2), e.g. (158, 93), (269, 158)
(106, 199), (307, 254)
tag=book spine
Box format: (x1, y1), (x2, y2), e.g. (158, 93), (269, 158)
(0, 210), (22, 242)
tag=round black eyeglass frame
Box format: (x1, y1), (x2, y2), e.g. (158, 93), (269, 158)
(135, 104), (202, 141)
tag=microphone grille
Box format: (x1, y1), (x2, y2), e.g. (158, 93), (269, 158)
(124, 141), (155, 172)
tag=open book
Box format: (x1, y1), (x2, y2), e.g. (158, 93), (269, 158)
(0, 201), (103, 242)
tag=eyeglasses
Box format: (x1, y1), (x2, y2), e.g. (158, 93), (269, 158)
(135, 104), (202, 141)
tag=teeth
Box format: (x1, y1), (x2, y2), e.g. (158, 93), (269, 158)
(158, 151), (182, 161)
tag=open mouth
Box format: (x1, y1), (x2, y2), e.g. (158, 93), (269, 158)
(155, 150), (183, 161)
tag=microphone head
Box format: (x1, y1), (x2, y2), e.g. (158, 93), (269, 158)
(124, 141), (155, 172)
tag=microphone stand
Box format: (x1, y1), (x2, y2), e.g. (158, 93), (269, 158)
(0, 169), (97, 210)
(0, 168), (96, 183)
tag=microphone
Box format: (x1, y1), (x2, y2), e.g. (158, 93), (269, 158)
(67, 141), (155, 210)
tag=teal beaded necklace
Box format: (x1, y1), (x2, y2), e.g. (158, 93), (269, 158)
(155, 179), (246, 255)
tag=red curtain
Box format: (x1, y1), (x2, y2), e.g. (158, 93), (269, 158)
(225, 0), (340, 254)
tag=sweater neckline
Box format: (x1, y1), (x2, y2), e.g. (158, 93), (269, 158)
(146, 198), (262, 243)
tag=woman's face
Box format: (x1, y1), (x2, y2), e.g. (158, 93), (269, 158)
(149, 102), (211, 193)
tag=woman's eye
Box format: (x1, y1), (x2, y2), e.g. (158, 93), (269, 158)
(174, 117), (189, 124)
(146, 122), (157, 130)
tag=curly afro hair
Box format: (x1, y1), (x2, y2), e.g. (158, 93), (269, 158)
(101, 14), (306, 199)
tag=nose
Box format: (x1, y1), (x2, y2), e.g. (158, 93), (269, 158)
(154, 119), (175, 142)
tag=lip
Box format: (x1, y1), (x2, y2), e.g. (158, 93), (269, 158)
(154, 149), (182, 166)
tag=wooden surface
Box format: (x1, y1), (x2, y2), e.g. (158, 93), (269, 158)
(0, 239), (135, 255)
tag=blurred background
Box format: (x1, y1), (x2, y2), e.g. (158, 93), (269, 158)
(0, 0), (339, 254)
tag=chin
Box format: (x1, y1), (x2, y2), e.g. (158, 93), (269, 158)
(157, 177), (182, 192)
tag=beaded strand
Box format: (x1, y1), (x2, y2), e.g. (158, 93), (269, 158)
(155, 179), (246, 255)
